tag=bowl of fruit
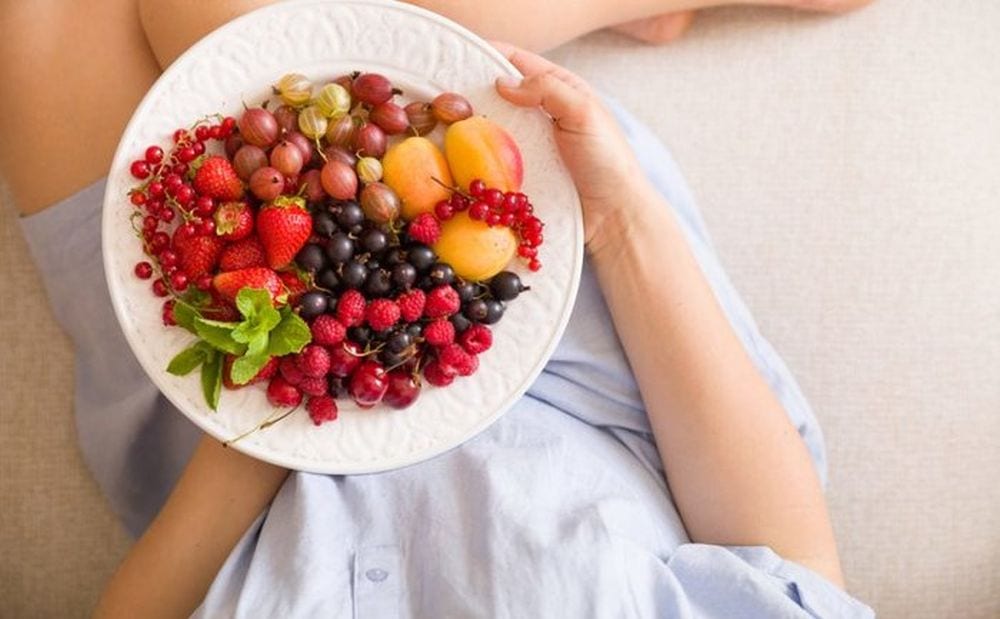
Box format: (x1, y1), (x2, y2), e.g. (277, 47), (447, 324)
(102, 0), (582, 473)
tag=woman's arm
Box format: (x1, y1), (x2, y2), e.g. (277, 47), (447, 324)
(94, 437), (289, 618)
(495, 46), (845, 586)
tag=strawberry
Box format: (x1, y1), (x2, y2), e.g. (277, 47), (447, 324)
(257, 196), (312, 269)
(212, 267), (286, 305)
(278, 270), (308, 306)
(193, 156), (244, 201)
(219, 237), (266, 271)
(214, 201), (254, 241)
(173, 227), (223, 279)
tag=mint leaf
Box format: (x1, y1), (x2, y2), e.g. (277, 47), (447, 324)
(269, 310), (311, 356)
(172, 303), (199, 334)
(200, 350), (223, 411)
(236, 288), (274, 321)
(231, 352), (270, 385)
(166, 342), (207, 376)
(231, 305), (280, 344)
(194, 317), (245, 355)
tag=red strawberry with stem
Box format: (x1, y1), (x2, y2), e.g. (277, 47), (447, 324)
(219, 237), (266, 271)
(212, 267), (286, 305)
(194, 156), (244, 201)
(173, 226), (223, 279)
(257, 196), (313, 269)
(214, 201), (254, 241)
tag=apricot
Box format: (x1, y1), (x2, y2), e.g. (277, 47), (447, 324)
(444, 117), (523, 193)
(432, 211), (518, 281)
(381, 137), (453, 220)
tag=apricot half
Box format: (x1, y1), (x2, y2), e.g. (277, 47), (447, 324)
(382, 137), (453, 220)
(432, 211), (518, 281)
(444, 117), (523, 193)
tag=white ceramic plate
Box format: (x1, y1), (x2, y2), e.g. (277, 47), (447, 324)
(102, 0), (582, 474)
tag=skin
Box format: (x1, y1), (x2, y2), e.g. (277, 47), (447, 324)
(0, 1), (870, 616)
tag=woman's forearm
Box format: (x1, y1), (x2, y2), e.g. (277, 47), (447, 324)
(589, 183), (844, 586)
(94, 437), (289, 618)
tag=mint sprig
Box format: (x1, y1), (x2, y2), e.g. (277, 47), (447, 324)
(165, 287), (312, 410)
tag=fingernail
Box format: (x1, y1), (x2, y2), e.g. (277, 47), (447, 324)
(496, 75), (521, 89)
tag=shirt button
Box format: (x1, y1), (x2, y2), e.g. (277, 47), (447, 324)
(365, 568), (389, 582)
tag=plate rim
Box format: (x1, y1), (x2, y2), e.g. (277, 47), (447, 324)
(101, 0), (584, 474)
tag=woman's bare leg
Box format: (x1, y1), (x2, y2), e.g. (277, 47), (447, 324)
(0, 0), (161, 215)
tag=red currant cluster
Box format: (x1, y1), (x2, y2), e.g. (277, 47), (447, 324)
(432, 178), (544, 271)
(128, 117), (238, 318)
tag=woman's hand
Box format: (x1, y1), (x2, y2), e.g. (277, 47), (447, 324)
(494, 43), (652, 253)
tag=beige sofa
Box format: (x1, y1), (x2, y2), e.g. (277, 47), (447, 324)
(2, 1), (998, 616)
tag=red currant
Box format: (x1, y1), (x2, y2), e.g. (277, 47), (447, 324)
(518, 245), (537, 258)
(162, 300), (177, 326)
(160, 208), (176, 224)
(434, 200), (454, 220)
(486, 212), (501, 226)
(152, 278), (169, 297)
(174, 184), (195, 206)
(148, 181), (165, 198)
(159, 249), (178, 268)
(172, 163), (189, 176)
(144, 146), (164, 164)
(146, 198), (164, 214)
(500, 213), (515, 227)
(170, 272), (189, 292)
(151, 231), (170, 252)
(173, 129), (189, 144)
(130, 160), (151, 179)
(221, 117), (236, 135)
(164, 174), (183, 192)
(469, 201), (489, 221)
(529, 259), (542, 272)
(191, 141), (205, 156)
(198, 219), (215, 236)
(195, 125), (210, 142)
(130, 192), (147, 206)
(177, 146), (196, 163)
(469, 179), (486, 197)
(449, 194), (468, 211)
(483, 188), (503, 208)
(195, 274), (214, 291)
(502, 193), (519, 213)
(134, 261), (153, 279)
(209, 125), (222, 140)
(142, 215), (158, 233)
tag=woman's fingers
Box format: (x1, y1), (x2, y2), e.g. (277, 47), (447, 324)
(493, 43), (593, 127)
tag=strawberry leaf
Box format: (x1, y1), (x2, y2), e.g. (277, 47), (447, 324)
(200, 349), (223, 411)
(268, 309), (311, 356)
(194, 317), (245, 355)
(166, 341), (209, 376)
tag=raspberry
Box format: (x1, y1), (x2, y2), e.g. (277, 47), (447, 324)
(311, 315), (347, 346)
(423, 319), (455, 346)
(438, 343), (477, 377)
(424, 285), (460, 319)
(307, 395), (339, 426)
(299, 376), (329, 397)
(423, 360), (456, 387)
(296, 344), (331, 378)
(279, 356), (305, 386)
(336, 289), (366, 327)
(397, 289), (426, 322)
(459, 324), (492, 355)
(267, 376), (302, 408)
(407, 212), (441, 245)
(366, 298), (401, 332)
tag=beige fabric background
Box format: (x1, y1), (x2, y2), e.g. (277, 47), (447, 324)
(2, 0), (998, 616)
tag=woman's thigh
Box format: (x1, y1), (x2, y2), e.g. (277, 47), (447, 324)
(0, 0), (160, 215)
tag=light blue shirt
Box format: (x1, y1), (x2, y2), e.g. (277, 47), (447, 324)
(21, 99), (873, 618)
